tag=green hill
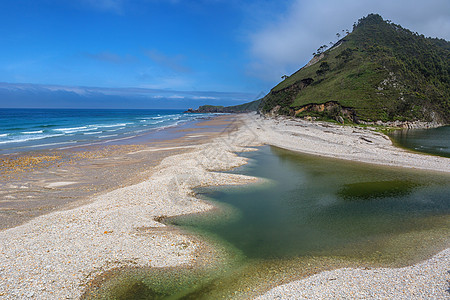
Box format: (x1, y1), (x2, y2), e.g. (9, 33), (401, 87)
(260, 14), (450, 124)
(186, 99), (262, 113)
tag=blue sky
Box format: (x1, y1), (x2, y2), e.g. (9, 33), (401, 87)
(0, 0), (449, 108)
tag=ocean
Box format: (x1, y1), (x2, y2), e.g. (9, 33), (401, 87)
(0, 109), (215, 155)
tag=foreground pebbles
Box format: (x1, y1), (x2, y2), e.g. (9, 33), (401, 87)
(256, 248), (450, 299)
(0, 129), (260, 299)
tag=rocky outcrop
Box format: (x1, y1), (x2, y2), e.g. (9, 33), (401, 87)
(293, 101), (357, 123)
(358, 120), (444, 129)
(303, 53), (325, 69)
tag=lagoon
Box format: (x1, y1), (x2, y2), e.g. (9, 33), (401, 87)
(89, 145), (450, 299)
(389, 125), (450, 158)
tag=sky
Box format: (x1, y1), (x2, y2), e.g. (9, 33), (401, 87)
(0, 0), (449, 109)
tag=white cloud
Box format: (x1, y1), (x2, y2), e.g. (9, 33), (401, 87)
(247, 0), (450, 82)
(44, 85), (91, 96)
(0, 82), (254, 101)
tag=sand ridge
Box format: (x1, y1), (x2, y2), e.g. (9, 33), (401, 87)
(245, 113), (450, 173)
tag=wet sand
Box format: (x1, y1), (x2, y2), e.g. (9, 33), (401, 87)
(0, 116), (238, 230)
(0, 114), (259, 299)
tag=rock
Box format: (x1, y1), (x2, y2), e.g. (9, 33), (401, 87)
(270, 105), (281, 115)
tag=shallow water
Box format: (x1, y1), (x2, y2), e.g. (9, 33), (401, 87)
(389, 125), (450, 158)
(87, 146), (450, 299)
(0, 109), (214, 154)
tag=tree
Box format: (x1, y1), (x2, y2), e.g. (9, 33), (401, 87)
(316, 61), (330, 76)
(316, 44), (329, 55)
(335, 48), (354, 63)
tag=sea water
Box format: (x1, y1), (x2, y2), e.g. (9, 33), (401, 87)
(0, 109), (214, 155)
(389, 125), (450, 158)
(88, 146), (450, 299)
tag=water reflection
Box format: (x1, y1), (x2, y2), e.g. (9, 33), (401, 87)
(389, 126), (450, 158)
(188, 146), (449, 259)
(338, 180), (418, 200)
(86, 145), (450, 299)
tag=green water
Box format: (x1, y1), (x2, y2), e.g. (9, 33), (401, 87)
(389, 125), (450, 158)
(85, 146), (450, 299)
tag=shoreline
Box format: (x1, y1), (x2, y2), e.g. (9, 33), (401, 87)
(244, 113), (449, 298)
(0, 113), (449, 298)
(0, 114), (262, 299)
(247, 114), (450, 173)
(0, 109), (216, 157)
(0, 115), (233, 230)
(256, 247), (450, 299)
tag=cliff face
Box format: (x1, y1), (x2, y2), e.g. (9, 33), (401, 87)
(260, 14), (450, 124)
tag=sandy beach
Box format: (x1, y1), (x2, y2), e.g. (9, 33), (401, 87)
(246, 114), (450, 173)
(0, 115), (260, 298)
(0, 113), (449, 299)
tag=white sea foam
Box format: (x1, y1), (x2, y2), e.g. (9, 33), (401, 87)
(140, 116), (164, 121)
(98, 134), (119, 138)
(140, 119), (165, 125)
(54, 126), (88, 134)
(21, 130), (44, 134)
(0, 112), (206, 153)
(53, 125), (104, 134)
(95, 123), (132, 129)
(0, 134), (64, 145)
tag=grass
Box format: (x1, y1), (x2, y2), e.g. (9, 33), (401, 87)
(261, 14), (450, 123)
(277, 44), (403, 121)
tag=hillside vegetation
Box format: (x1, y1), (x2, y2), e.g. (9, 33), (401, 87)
(260, 14), (450, 124)
(186, 99), (262, 113)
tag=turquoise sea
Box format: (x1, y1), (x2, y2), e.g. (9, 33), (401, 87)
(0, 109), (214, 155)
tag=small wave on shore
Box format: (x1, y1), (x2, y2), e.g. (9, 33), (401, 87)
(0, 109), (216, 154)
